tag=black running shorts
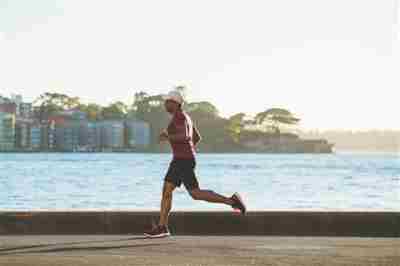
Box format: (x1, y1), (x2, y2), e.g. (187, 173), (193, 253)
(164, 158), (199, 191)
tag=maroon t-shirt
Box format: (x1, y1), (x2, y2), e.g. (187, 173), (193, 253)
(167, 110), (196, 159)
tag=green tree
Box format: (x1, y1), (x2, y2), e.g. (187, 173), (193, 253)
(33, 92), (81, 121)
(255, 108), (300, 134)
(186, 102), (240, 151)
(187, 101), (219, 119)
(102, 101), (128, 120)
(227, 113), (246, 143)
(78, 103), (103, 121)
(65, 96), (81, 109)
(132, 91), (150, 120)
(34, 92), (81, 109)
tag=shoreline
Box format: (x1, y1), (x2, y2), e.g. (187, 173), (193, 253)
(0, 150), (398, 154)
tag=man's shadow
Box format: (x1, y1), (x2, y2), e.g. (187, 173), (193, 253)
(0, 236), (172, 256)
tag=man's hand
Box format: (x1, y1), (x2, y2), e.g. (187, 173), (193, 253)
(159, 129), (169, 143)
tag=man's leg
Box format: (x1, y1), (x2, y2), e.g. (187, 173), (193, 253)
(159, 181), (176, 226)
(183, 160), (246, 214)
(189, 188), (234, 205)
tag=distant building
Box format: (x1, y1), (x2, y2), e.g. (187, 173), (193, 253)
(0, 112), (16, 151)
(85, 119), (151, 151)
(1, 99), (152, 152)
(0, 95), (9, 104)
(51, 109), (90, 151)
(10, 94), (33, 118)
(10, 94), (22, 117)
(87, 121), (101, 151)
(19, 102), (33, 118)
(0, 94), (34, 150)
(47, 121), (56, 150)
(53, 119), (80, 151)
(27, 121), (55, 150)
(59, 123), (78, 151)
(15, 121), (30, 149)
(30, 123), (42, 150)
(125, 120), (151, 148)
(0, 102), (17, 114)
(98, 120), (125, 150)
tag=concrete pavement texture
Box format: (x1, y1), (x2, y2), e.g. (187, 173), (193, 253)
(0, 235), (399, 266)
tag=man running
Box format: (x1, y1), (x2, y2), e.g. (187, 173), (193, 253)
(144, 90), (246, 238)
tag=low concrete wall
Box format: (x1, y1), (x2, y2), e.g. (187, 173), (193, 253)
(0, 211), (398, 237)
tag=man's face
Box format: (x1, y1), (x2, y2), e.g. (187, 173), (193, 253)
(164, 100), (178, 114)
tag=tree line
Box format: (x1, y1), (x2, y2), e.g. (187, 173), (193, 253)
(32, 88), (301, 152)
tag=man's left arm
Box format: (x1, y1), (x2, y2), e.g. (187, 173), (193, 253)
(192, 124), (202, 146)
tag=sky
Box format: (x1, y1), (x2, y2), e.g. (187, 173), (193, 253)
(0, 0), (399, 130)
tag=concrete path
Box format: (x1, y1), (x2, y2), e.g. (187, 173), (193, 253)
(0, 235), (399, 266)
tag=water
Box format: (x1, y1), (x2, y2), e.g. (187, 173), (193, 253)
(0, 152), (398, 210)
